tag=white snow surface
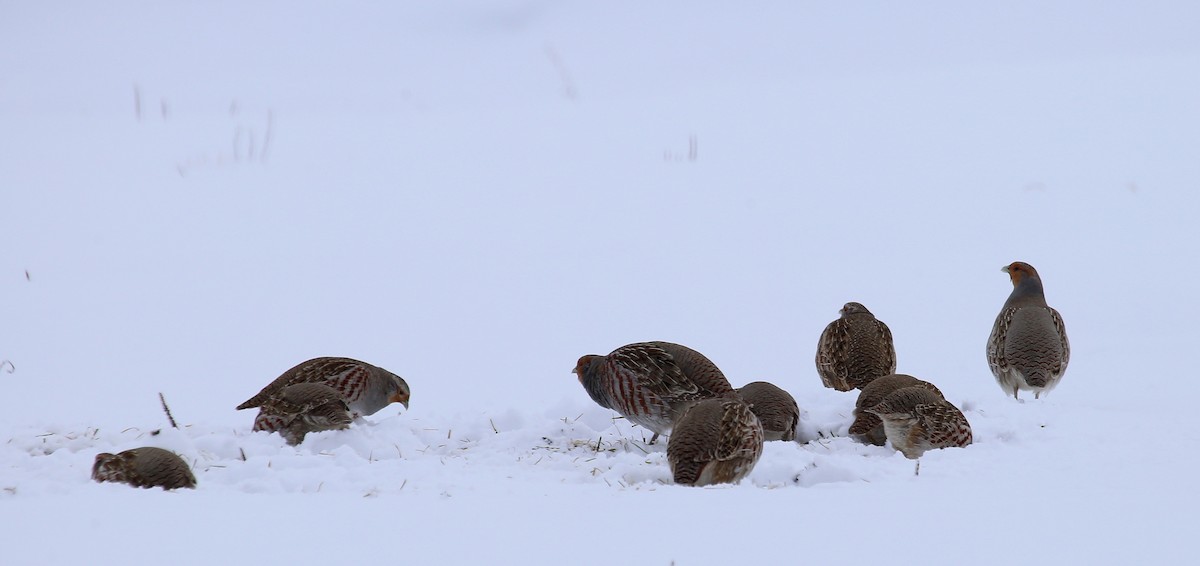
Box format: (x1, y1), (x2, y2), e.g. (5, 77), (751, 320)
(3, 1), (1199, 564)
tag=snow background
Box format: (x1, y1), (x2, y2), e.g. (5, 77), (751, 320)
(2, 1), (1199, 564)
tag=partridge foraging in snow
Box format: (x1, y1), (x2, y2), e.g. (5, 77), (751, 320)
(573, 341), (736, 443)
(849, 374), (944, 446)
(736, 381), (800, 442)
(237, 357), (410, 418)
(815, 302), (897, 391)
(668, 398), (764, 486)
(254, 383), (353, 445)
(92, 447), (197, 490)
(866, 386), (972, 459)
(986, 262), (1071, 400)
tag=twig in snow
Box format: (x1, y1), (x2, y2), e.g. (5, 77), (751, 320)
(399, 479), (407, 490)
(594, 436), (602, 453)
(489, 418), (499, 434)
(239, 448), (247, 461)
(543, 44), (579, 100)
(133, 84), (142, 121)
(260, 110), (273, 163)
(915, 460), (921, 476)
(159, 392), (179, 428)
(233, 127), (243, 163)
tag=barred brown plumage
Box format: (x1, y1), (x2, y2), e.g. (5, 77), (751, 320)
(237, 357), (410, 419)
(986, 262), (1071, 400)
(849, 374), (944, 446)
(254, 382), (353, 445)
(667, 398), (764, 486)
(866, 387), (972, 459)
(735, 381), (800, 442)
(815, 302), (897, 391)
(573, 341), (736, 443)
(92, 447), (196, 490)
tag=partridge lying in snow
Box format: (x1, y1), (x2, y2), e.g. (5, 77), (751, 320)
(815, 302), (897, 391)
(849, 374), (944, 446)
(986, 262), (1071, 400)
(736, 381), (800, 442)
(92, 447), (197, 490)
(237, 357), (410, 419)
(573, 341), (736, 444)
(254, 383), (353, 445)
(667, 398), (764, 486)
(866, 386), (972, 459)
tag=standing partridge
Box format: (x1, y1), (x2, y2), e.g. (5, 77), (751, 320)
(92, 447), (197, 490)
(667, 398), (764, 486)
(815, 302), (897, 391)
(866, 386), (972, 459)
(237, 357), (410, 418)
(736, 381), (800, 442)
(254, 383), (354, 445)
(573, 341), (736, 443)
(986, 262), (1071, 400)
(849, 374), (944, 446)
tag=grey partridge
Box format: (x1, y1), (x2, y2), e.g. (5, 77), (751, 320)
(866, 386), (972, 459)
(254, 383), (353, 445)
(986, 262), (1070, 400)
(92, 447), (197, 490)
(667, 398), (764, 486)
(815, 302), (897, 391)
(573, 341), (736, 443)
(237, 357), (410, 418)
(736, 381), (800, 442)
(849, 374), (944, 446)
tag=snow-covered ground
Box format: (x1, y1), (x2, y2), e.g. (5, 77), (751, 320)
(3, 2), (1199, 564)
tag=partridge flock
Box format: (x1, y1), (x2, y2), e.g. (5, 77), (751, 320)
(91, 261), (1069, 490)
(573, 260), (1069, 485)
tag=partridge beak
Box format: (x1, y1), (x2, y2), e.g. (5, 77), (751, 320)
(390, 391), (410, 410)
(1001, 265), (1011, 274)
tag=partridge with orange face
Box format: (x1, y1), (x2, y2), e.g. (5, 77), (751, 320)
(986, 262), (1070, 399)
(237, 357), (410, 419)
(573, 341), (736, 443)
